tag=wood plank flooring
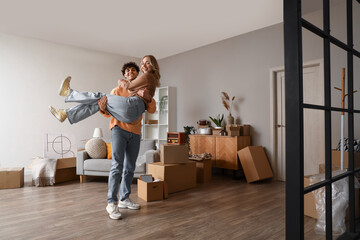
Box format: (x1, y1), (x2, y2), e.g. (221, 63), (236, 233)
(0, 174), (325, 240)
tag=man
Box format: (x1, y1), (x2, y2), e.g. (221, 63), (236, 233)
(98, 62), (156, 220)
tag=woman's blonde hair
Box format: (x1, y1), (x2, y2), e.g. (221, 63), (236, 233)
(142, 55), (161, 87)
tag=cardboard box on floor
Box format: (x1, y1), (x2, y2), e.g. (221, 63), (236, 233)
(304, 174), (360, 219)
(190, 159), (212, 183)
(0, 167), (24, 189)
(237, 146), (273, 183)
(137, 179), (168, 202)
(148, 162), (196, 194)
(160, 144), (189, 164)
(56, 157), (79, 183)
(332, 150), (360, 169)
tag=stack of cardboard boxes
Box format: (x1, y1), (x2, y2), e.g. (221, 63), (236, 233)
(138, 132), (198, 202)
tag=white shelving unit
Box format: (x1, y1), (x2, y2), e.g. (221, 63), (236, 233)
(142, 86), (176, 148)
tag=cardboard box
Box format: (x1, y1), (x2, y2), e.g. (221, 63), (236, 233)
(226, 125), (240, 136)
(237, 146), (273, 183)
(0, 167), (24, 189)
(240, 125), (251, 136)
(56, 157), (79, 183)
(332, 150), (360, 169)
(137, 179), (164, 202)
(148, 162), (196, 194)
(318, 163), (340, 174)
(160, 144), (189, 164)
(304, 174), (360, 219)
(190, 159), (212, 183)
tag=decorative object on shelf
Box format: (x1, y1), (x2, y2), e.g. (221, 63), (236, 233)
(220, 130), (227, 136)
(167, 132), (186, 145)
(183, 126), (196, 151)
(145, 119), (158, 124)
(333, 68), (358, 170)
(209, 114), (224, 128)
(160, 95), (168, 112)
(221, 91), (236, 125)
(93, 128), (103, 138)
(197, 119), (210, 126)
(197, 127), (212, 135)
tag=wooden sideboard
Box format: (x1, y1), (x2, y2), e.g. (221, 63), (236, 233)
(189, 135), (251, 170)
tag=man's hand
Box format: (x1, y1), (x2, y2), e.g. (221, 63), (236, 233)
(98, 96), (108, 114)
(137, 88), (152, 102)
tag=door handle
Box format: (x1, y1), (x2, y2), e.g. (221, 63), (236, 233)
(277, 124), (285, 128)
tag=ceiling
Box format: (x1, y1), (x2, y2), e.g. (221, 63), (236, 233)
(0, 0), (337, 59)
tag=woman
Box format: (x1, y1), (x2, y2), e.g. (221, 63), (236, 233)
(49, 55), (160, 124)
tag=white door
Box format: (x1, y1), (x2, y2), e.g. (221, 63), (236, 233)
(275, 62), (324, 181)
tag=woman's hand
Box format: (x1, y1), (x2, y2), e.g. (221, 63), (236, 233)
(98, 96), (108, 114)
(118, 79), (130, 88)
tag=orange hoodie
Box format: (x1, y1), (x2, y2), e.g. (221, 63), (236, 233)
(101, 85), (156, 135)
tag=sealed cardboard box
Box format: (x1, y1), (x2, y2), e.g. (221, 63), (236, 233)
(304, 173), (360, 219)
(148, 162), (196, 194)
(0, 167), (24, 189)
(56, 157), (79, 183)
(190, 159), (212, 183)
(237, 146), (273, 183)
(137, 179), (164, 202)
(160, 144), (189, 164)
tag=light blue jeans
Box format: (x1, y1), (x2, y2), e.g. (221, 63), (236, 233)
(64, 89), (146, 124)
(107, 126), (141, 203)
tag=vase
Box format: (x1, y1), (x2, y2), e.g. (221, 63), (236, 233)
(227, 114), (234, 125)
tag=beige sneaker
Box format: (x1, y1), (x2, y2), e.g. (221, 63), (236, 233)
(58, 76), (71, 97)
(49, 106), (67, 122)
(106, 202), (122, 220)
(118, 197), (141, 210)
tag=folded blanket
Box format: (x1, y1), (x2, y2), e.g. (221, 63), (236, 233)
(31, 157), (57, 187)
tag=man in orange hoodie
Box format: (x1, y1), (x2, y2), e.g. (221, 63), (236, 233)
(98, 62), (156, 220)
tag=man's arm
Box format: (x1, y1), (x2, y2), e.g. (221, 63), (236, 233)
(98, 88), (117, 118)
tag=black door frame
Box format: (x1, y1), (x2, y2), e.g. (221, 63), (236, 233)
(284, 0), (360, 239)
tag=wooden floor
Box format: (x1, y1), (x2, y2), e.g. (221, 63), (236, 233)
(0, 174), (326, 240)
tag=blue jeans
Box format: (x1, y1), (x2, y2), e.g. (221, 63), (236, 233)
(65, 89), (146, 124)
(107, 126), (141, 203)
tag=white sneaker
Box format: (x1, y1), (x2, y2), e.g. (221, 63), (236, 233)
(106, 202), (122, 220)
(118, 198), (141, 210)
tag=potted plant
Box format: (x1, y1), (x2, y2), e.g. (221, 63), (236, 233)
(209, 114), (224, 129)
(221, 92), (236, 125)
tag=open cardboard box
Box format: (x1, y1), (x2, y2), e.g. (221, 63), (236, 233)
(304, 173), (360, 219)
(55, 157), (79, 183)
(137, 176), (168, 202)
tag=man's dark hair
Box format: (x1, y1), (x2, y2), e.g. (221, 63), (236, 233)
(121, 62), (140, 76)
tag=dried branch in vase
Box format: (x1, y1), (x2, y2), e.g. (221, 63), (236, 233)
(221, 91), (236, 116)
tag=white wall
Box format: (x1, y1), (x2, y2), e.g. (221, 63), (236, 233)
(158, 3), (360, 172)
(0, 33), (140, 169)
(159, 23), (284, 167)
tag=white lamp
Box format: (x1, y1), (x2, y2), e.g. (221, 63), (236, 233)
(93, 128), (103, 138)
